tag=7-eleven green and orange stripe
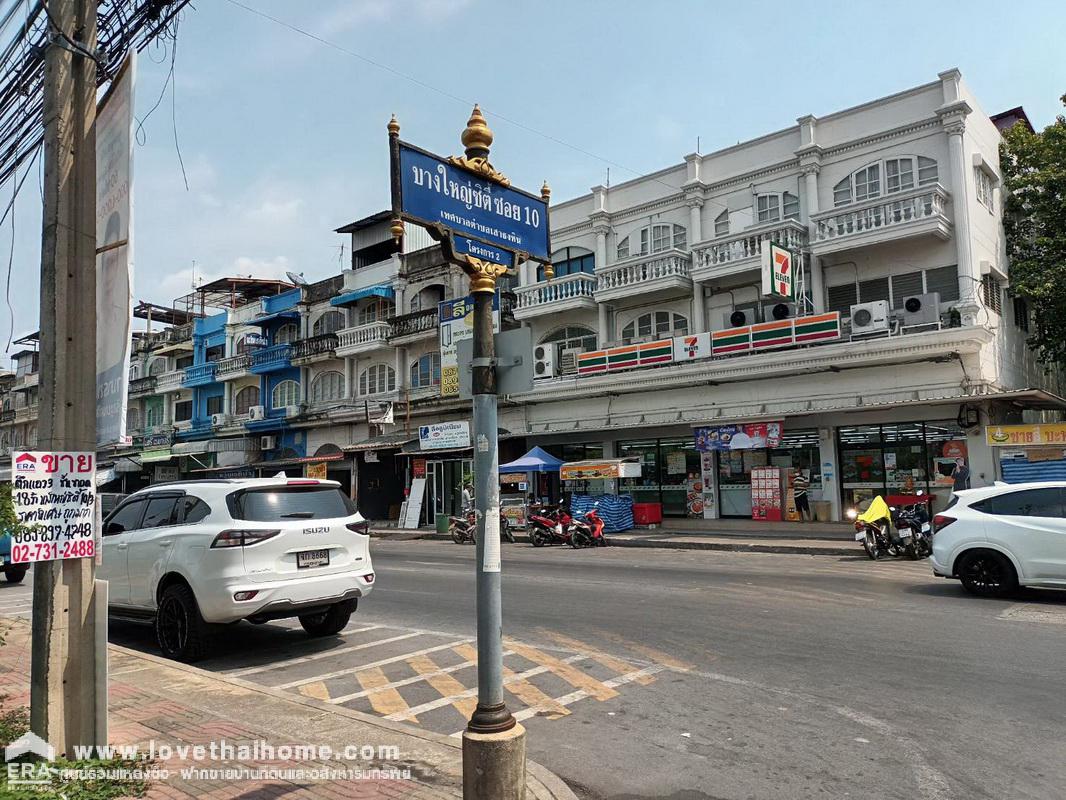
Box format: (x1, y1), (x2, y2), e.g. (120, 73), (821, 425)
(578, 350), (607, 375)
(751, 319), (793, 349)
(794, 312), (841, 343)
(637, 339), (673, 366)
(712, 326), (751, 355)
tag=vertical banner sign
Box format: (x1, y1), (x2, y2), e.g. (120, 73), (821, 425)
(761, 242), (795, 300)
(438, 294), (501, 397)
(96, 53), (137, 448)
(10, 452), (97, 564)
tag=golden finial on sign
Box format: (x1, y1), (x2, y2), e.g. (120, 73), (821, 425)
(541, 180), (551, 202)
(461, 105), (493, 159)
(387, 114), (400, 136)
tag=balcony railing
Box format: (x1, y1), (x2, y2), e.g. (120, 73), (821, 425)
(596, 250), (691, 300)
(128, 376), (157, 398)
(811, 184), (951, 250)
(155, 370), (184, 393)
(291, 333), (338, 362)
(215, 354), (252, 380)
(227, 302), (264, 326)
(160, 323), (192, 346)
(336, 322), (391, 356)
(389, 308), (439, 339)
(693, 220), (808, 281)
(182, 362), (218, 387)
(0, 409), (15, 423)
(515, 273), (597, 314)
(250, 343), (293, 373)
(14, 404), (38, 422)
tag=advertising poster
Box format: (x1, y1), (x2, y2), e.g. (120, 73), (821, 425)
(10, 452), (96, 564)
(96, 53), (136, 448)
(438, 294), (500, 397)
(694, 422), (783, 452)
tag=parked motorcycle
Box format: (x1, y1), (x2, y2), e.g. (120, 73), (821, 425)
(848, 496), (897, 560)
(528, 503), (573, 547)
(569, 505), (607, 548)
(449, 509), (515, 545)
(893, 491), (932, 560)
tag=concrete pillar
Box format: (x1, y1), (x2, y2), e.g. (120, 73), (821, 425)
(688, 199), (703, 245)
(809, 255), (825, 313)
(818, 426), (840, 521)
(691, 282), (706, 333)
(594, 228), (608, 270)
(394, 347), (408, 391)
(800, 164), (825, 312)
(300, 366), (310, 405)
(945, 121), (976, 306)
(223, 381), (233, 417)
(597, 303), (610, 346)
(394, 281), (407, 315)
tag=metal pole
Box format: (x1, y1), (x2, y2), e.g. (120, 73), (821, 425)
(467, 287), (512, 732)
(31, 0), (101, 754)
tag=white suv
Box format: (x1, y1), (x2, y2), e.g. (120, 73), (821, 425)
(100, 477), (374, 661)
(931, 481), (1066, 597)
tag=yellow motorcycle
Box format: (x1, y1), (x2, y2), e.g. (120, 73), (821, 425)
(847, 496), (896, 561)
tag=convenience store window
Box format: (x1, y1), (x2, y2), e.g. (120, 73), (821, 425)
(618, 438), (701, 516)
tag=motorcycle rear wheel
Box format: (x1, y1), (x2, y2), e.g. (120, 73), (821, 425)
(450, 526), (464, 545)
(530, 529), (547, 547)
(570, 531), (591, 549)
(863, 531), (879, 560)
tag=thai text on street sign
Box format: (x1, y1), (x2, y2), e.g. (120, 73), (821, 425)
(10, 452), (97, 564)
(395, 141), (550, 262)
(761, 242), (795, 299)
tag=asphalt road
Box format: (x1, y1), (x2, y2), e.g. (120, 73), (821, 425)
(7, 541), (1066, 800)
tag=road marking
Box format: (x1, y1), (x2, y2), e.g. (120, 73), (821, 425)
(354, 667), (416, 720)
(227, 629), (422, 677)
(541, 631), (657, 685)
(407, 654), (477, 719)
(595, 634), (695, 672)
(297, 681), (331, 701)
(328, 647), (512, 705)
(449, 665), (665, 737)
(453, 643), (571, 719)
(274, 640), (472, 690)
(999, 603), (1066, 625)
(386, 655), (588, 722)
(506, 642), (618, 701)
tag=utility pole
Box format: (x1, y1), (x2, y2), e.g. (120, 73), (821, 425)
(31, 0), (102, 754)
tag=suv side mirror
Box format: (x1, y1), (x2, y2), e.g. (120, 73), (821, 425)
(104, 521), (124, 535)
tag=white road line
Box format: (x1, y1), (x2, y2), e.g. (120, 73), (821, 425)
(227, 630), (426, 678)
(274, 639), (474, 690)
(386, 655), (588, 722)
(328, 649), (515, 705)
(449, 665), (665, 736)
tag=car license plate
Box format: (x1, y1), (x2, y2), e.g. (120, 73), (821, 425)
(854, 532), (866, 542)
(297, 549), (329, 569)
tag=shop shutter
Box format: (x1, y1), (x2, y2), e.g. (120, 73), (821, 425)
(925, 266), (960, 302)
(1001, 457), (1066, 483)
(858, 277), (890, 304)
(827, 283), (857, 315)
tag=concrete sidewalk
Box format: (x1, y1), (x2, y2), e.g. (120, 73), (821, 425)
(371, 527), (858, 557)
(0, 617), (576, 800)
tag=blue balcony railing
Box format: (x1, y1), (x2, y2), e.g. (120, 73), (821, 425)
(250, 343), (292, 373)
(182, 362), (218, 387)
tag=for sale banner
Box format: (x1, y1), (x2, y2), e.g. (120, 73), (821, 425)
(10, 452), (97, 564)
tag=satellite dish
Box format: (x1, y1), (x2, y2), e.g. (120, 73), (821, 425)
(286, 271), (308, 286)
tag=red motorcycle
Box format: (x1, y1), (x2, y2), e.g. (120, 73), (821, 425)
(528, 504), (572, 547)
(569, 506), (607, 548)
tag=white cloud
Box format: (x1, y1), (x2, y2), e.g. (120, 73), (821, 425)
(243, 197), (304, 224)
(312, 0), (472, 35)
(154, 256), (294, 303)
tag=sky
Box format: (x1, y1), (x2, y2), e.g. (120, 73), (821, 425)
(2, 0), (1065, 350)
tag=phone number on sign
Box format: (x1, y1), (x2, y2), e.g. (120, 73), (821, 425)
(12, 522), (93, 543)
(12, 539), (96, 563)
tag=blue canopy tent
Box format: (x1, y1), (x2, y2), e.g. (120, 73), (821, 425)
(499, 446), (563, 474)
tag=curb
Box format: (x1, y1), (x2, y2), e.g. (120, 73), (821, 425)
(110, 643), (579, 800)
(379, 530), (855, 557)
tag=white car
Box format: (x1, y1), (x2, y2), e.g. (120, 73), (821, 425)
(931, 481), (1066, 597)
(99, 477), (374, 661)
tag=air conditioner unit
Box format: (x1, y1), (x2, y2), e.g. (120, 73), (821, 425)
(850, 301), (890, 335)
(762, 301), (797, 323)
(533, 343), (556, 379)
(722, 309), (756, 329)
(559, 347), (582, 376)
(248, 405), (266, 421)
(284, 404), (303, 419)
(211, 413), (228, 427)
(900, 292), (941, 328)
(259, 435), (276, 450)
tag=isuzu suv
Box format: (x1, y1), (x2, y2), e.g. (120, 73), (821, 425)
(100, 478), (374, 661)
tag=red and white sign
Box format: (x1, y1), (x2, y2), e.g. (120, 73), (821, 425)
(671, 332), (712, 361)
(761, 242), (795, 299)
(10, 452), (97, 564)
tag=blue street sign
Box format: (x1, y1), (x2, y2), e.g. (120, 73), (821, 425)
(452, 234), (514, 268)
(397, 142), (550, 262)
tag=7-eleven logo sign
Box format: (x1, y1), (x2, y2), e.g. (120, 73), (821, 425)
(761, 242), (795, 299)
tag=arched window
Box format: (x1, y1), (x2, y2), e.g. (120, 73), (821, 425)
(621, 311), (688, 342)
(756, 192), (799, 224)
(359, 365), (395, 396)
(148, 358), (167, 376)
(311, 371), (345, 404)
(233, 385), (260, 415)
(235, 335), (255, 354)
(126, 407), (141, 432)
(26, 425), (36, 447)
(274, 323), (299, 345)
(358, 300), (393, 326)
(410, 353), (441, 388)
(315, 443), (343, 458)
(616, 223), (686, 260)
(714, 210), (729, 237)
(540, 247), (594, 281)
(540, 326), (598, 353)
(833, 156), (938, 207)
(312, 311), (345, 336)
(410, 284), (445, 314)
(271, 380), (300, 409)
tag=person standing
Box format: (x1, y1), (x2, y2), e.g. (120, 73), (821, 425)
(793, 470), (812, 522)
(461, 482), (474, 512)
(951, 458), (971, 495)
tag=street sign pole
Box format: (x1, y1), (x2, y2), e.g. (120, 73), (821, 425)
(389, 107), (552, 800)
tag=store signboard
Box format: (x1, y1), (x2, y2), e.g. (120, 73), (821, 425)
(985, 424), (1066, 447)
(419, 421), (471, 451)
(438, 294), (500, 397)
(761, 242), (795, 299)
(305, 462), (328, 480)
(672, 332), (712, 361)
(559, 459), (641, 481)
(694, 422), (783, 452)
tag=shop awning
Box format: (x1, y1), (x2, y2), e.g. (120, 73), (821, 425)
(171, 441), (211, 456)
(139, 448), (173, 463)
(258, 453), (348, 467)
(500, 447), (564, 474)
(249, 309), (300, 326)
(345, 432), (415, 452)
(207, 438), (259, 453)
(330, 285), (394, 307)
